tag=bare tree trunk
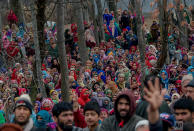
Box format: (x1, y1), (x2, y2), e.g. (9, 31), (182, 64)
(96, 0), (105, 41)
(0, 6), (3, 50)
(30, 0), (47, 98)
(36, 0), (46, 61)
(82, 0), (89, 23)
(156, 0), (168, 73)
(192, 6), (194, 21)
(135, 0), (146, 94)
(73, 0), (88, 66)
(88, 0), (100, 46)
(57, 0), (70, 102)
(176, 0), (188, 48)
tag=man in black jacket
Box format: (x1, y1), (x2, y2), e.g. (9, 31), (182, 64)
(52, 102), (83, 131)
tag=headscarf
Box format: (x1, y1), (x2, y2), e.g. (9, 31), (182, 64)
(160, 70), (169, 89)
(34, 101), (41, 113)
(41, 98), (54, 113)
(35, 110), (53, 128)
(78, 88), (90, 107)
(102, 97), (113, 111)
(18, 88), (27, 96)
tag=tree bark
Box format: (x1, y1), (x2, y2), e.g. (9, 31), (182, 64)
(36, 0), (46, 61)
(73, 0), (88, 66)
(192, 6), (194, 21)
(82, 0), (89, 23)
(176, 0), (188, 48)
(88, 0), (100, 46)
(156, 0), (168, 73)
(30, 0), (47, 98)
(96, 0), (105, 41)
(0, 5), (3, 50)
(57, 0), (70, 102)
(135, 0), (146, 94)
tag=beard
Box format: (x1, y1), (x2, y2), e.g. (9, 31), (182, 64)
(58, 118), (73, 131)
(118, 109), (130, 119)
(14, 116), (30, 126)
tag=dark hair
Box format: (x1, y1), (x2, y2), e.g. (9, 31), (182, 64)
(173, 98), (194, 112)
(52, 102), (73, 117)
(84, 101), (100, 116)
(144, 74), (164, 88)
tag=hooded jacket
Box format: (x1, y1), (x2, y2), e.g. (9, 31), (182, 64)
(100, 90), (143, 131)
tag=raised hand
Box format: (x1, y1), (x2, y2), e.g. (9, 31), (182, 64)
(72, 92), (79, 112)
(144, 77), (166, 111)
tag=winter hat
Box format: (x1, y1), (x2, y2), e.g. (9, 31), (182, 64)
(84, 101), (101, 115)
(160, 113), (175, 127)
(164, 95), (171, 102)
(14, 94), (33, 114)
(135, 120), (149, 131)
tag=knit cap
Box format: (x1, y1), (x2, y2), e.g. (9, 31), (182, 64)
(14, 94), (33, 114)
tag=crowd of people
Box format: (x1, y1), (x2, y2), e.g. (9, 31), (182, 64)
(0, 7), (193, 131)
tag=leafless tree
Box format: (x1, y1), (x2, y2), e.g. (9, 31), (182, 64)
(135, 0), (146, 92)
(156, 0), (169, 72)
(96, 0), (105, 41)
(73, 0), (88, 66)
(57, 0), (70, 102)
(30, 0), (47, 98)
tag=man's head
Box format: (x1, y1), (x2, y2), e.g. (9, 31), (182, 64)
(186, 79), (194, 100)
(14, 94), (33, 126)
(181, 74), (193, 94)
(52, 102), (74, 130)
(135, 120), (149, 131)
(84, 101), (100, 127)
(114, 90), (136, 121)
(173, 98), (194, 122)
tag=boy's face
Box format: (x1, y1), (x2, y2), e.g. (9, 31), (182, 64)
(84, 110), (99, 127)
(174, 109), (192, 122)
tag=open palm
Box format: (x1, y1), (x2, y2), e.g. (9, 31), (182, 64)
(144, 78), (166, 111)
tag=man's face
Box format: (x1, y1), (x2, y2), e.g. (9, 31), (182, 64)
(186, 87), (194, 100)
(14, 106), (31, 125)
(174, 109), (192, 122)
(54, 110), (74, 128)
(117, 98), (130, 118)
(84, 110), (99, 127)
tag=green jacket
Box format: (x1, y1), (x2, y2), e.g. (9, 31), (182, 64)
(136, 100), (172, 119)
(100, 115), (143, 131)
